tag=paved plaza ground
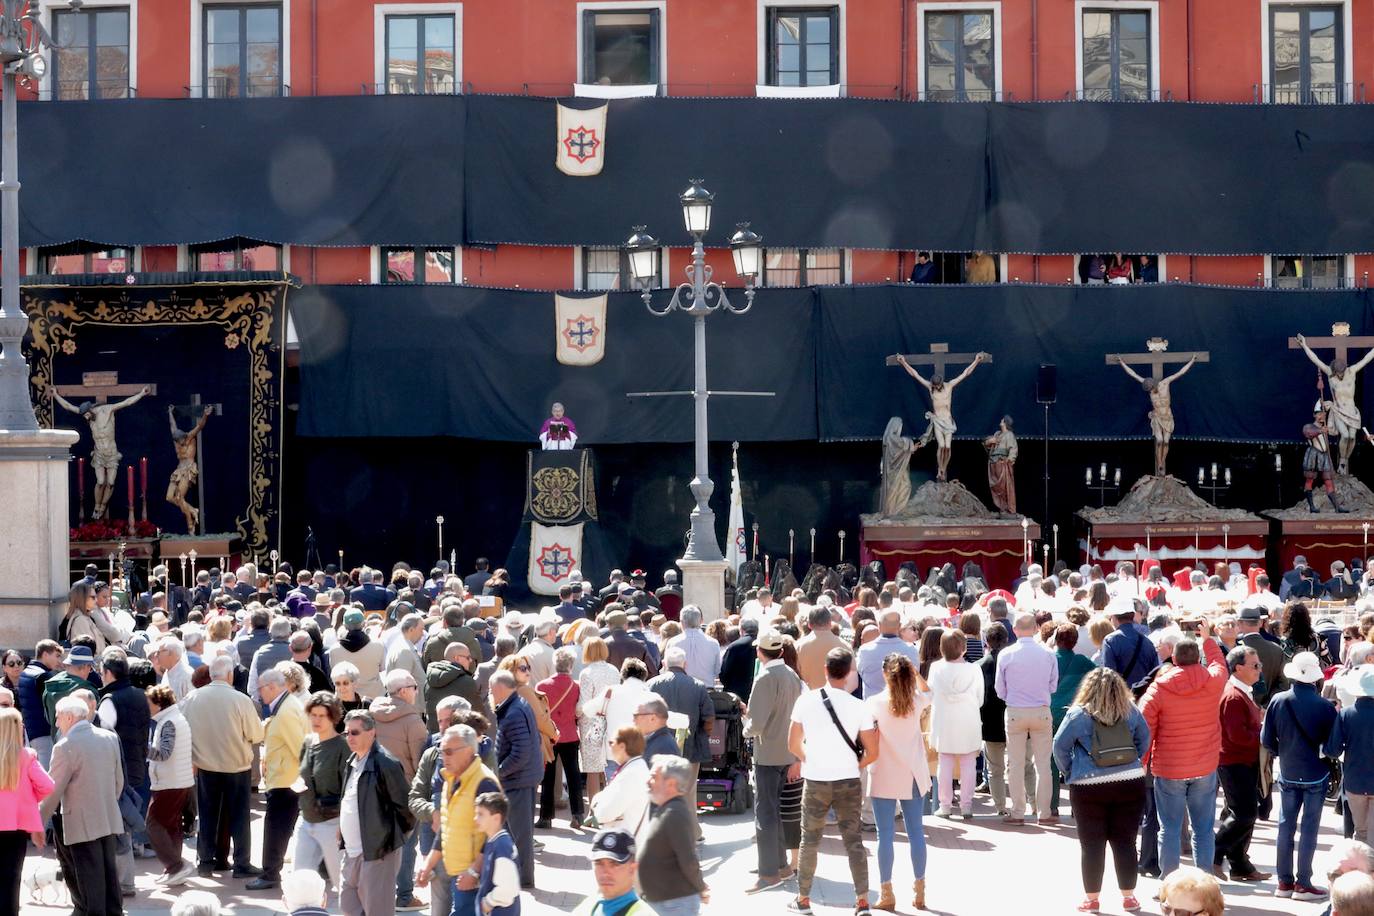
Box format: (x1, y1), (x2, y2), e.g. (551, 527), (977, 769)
(17, 788), (1346, 915)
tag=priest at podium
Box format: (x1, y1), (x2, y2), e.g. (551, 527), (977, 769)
(539, 401), (579, 450)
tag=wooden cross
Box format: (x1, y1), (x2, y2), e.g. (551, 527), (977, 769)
(173, 394), (222, 536)
(1104, 341), (1209, 379)
(1287, 327), (1374, 366)
(54, 370), (157, 403)
(885, 342), (992, 378)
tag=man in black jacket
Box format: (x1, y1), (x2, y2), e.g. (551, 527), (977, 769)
(720, 619), (759, 702)
(339, 710), (417, 916)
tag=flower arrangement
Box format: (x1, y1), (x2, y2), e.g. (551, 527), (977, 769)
(70, 519), (159, 541)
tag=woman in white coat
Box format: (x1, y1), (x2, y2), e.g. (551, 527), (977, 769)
(927, 629), (984, 818)
(589, 725), (651, 840)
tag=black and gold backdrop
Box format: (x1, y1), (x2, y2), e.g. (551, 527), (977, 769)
(24, 277), (291, 554)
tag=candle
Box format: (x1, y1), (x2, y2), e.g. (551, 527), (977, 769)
(1114, 468), (1121, 486)
(1275, 453), (1282, 470)
(76, 456), (85, 494)
(1197, 468), (1205, 486)
(140, 457), (148, 497)
(1211, 462), (1218, 480)
(1100, 462), (1107, 479)
(1086, 467), (1093, 485)
(1224, 468), (1232, 486)
(126, 465), (134, 506)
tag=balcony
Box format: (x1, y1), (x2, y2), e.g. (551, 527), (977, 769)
(1255, 82), (1365, 104)
(40, 81), (134, 101)
(187, 77), (290, 99)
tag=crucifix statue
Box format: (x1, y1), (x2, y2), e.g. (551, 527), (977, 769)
(167, 397), (218, 533)
(1107, 338), (1209, 478)
(1291, 324), (1374, 475)
(48, 373), (155, 519)
(887, 344), (991, 482)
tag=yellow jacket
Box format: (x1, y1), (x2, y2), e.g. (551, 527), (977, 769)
(263, 692), (308, 790)
(440, 757), (501, 875)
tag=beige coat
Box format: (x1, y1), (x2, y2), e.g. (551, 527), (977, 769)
(795, 629), (849, 689)
(39, 721), (124, 843)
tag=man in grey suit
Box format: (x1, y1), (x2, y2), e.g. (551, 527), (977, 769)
(41, 693), (126, 916)
(743, 630), (804, 894)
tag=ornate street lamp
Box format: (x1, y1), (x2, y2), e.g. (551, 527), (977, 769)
(626, 180), (762, 574)
(0, 0), (78, 430)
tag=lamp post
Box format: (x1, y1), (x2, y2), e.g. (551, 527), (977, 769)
(627, 180), (764, 617)
(0, 1), (70, 429)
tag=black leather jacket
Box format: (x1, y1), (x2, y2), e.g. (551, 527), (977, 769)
(350, 743), (417, 860)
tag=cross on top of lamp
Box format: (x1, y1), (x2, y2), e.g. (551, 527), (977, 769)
(625, 179), (764, 315)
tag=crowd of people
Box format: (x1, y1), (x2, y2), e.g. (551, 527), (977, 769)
(4, 553), (1374, 916)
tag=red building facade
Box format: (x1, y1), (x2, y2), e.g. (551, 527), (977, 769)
(21, 0), (1374, 290)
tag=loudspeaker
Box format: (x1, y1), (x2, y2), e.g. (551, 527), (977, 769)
(1036, 364), (1058, 404)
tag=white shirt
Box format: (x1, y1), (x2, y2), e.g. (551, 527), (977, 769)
(790, 685), (874, 782)
(340, 750), (370, 858)
(740, 599), (775, 624)
(1251, 590), (1283, 613)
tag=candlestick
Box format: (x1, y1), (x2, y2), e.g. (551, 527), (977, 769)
(1197, 468), (1205, 486)
(126, 465), (135, 529)
(1085, 466), (1092, 485)
(1210, 462), (1218, 480)
(188, 549), (197, 582)
(1224, 468), (1231, 486)
(1100, 462), (1107, 479)
(1275, 453), (1282, 471)
(179, 552), (188, 587)
(76, 456), (86, 523)
(436, 515), (445, 560)
(809, 528), (816, 563)
(107, 551), (115, 586)
(788, 529), (795, 570)
(838, 530), (846, 564)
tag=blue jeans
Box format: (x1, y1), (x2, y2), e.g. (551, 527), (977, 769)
(450, 883), (477, 916)
(1154, 771), (1218, 877)
(397, 826), (418, 900)
(650, 895), (701, 916)
(872, 789), (928, 884)
(1277, 778), (1328, 886)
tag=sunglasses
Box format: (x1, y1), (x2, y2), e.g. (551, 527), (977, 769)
(345, 729), (367, 737)
(516, 665), (530, 673)
(3, 661), (22, 668)
(1160, 906), (1205, 916)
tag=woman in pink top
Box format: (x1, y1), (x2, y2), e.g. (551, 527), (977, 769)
(866, 654), (932, 912)
(0, 706), (53, 915)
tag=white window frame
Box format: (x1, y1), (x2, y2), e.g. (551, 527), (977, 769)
(177, 241), (291, 272)
(26, 244), (143, 275)
(572, 245), (669, 291)
(576, 0), (668, 92)
(1262, 253), (1351, 287)
(757, 0), (846, 96)
(189, 0), (292, 99)
(1073, 0), (1160, 99)
(373, 3), (463, 95)
(369, 245), (463, 284)
(1259, 0), (1352, 103)
(915, 2), (1003, 100)
(39, 0), (138, 99)
(1070, 253), (1168, 284)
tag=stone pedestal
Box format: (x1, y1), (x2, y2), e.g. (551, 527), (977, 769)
(0, 429), (77, 648)
(677, 558), (729, 623)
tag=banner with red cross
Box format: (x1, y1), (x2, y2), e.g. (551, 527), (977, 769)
(529, 522), (584, 596)
(555, 293), (607, 366)
(556, 102), (608, 177)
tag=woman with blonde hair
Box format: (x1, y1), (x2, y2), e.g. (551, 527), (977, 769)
(1158, 866), (1225, 916)
(1052, 667), (1152, 914)
(498, 653), (559, 765)
(0, 706), (52, 912)
(577, 636), (619, 799)
(866, 653), (932, 911)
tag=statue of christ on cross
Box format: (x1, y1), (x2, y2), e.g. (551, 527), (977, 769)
(888, 344), (990, 482)
(1107, 338), (1209, 478)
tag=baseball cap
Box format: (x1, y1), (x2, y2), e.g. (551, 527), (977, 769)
(343, 609), (365, 629)
(757, 630), (786, 652)
(588, 828), (635, 863)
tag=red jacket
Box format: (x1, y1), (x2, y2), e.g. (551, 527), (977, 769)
(1139, 638), (1228, 779)
(1217, 679), (1262, 766)
(536, 673), (581, 744)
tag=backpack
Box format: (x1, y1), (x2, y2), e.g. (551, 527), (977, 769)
(1090, 715), (1137, 768)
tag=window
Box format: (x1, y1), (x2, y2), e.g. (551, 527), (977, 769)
(52, 6), (130, 100)
(381, 246), (457, 283)
(579, 246), (659, 290)
(384, 14), (456, 94)
(1076, 254), (1161, 284)
(763, 248), (844, 287)
(1270, 5), (1343, 103)
(582, 9), (660, 85)
(203, 4), (283, 98)
(924, 11), (995, 100)
(34, 244), (134, 275)
(189, 239), (281, 271)
(1272, 255), (1344, 288)
(1081, 9), (1151, 100)
(766, 7), (839, 87)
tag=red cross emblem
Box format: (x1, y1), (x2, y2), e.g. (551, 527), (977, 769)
(563, 314), (599, 352)
(537, 544), (575, 582)
(563, 126), (601, 164)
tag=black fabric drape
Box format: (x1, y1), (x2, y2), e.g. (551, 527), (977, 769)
(292, 283), (817, 443)
(815, 284), (1374, 443)
(10, 96), (465, 247)
(463, 94), (990, 249)
(985, 103), (1374, 255)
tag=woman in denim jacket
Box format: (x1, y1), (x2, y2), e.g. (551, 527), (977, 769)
(1052, 668), (1152, 914)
